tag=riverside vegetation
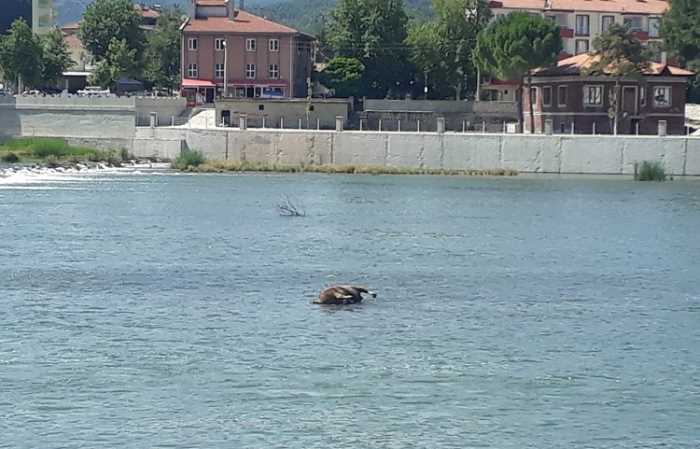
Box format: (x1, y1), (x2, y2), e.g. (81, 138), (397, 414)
(172, 149), (518, 176)
(636, 161), (667, 181)
(0, 137), (134, 168)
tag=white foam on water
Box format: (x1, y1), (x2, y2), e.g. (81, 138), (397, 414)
(0, 164), (173, 188)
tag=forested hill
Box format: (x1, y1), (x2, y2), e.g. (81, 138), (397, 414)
(54, 0), (433, 34)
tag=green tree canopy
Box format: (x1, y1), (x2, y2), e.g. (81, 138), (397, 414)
(40, 28), (73, 88)
(408, 0), (490, 99)
(79, 0), (144, 61)
(91, 38), (139, 89)
(662, 0), (700, 101)
(144, 7), (184, 93)
(474, 12), (562, 132)
(0, 18), (42, 90)
(325, 0), (412, 98)
(319, 56), (365, 97)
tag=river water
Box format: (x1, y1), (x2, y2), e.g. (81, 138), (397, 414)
(1, 170), (699, 448)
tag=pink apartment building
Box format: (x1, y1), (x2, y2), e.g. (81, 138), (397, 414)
(180, 0), (315, 105)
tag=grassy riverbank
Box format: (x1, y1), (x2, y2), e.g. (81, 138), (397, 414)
(0, 138), (130, 166)
(173, 151), (518, 176)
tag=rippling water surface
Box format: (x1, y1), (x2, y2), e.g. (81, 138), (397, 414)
(1, 170), (699, 448)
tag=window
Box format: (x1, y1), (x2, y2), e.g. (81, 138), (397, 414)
(269, 39), (279, 52)
(215, 63), (224, 79)
(215, 38), (226, 51)
(601, 16), (615, 33)
(530, 87), (537, 105)
(623, 16), (643, 31)
(648, 17), (661, 38)
(653, 86), (671, 107)
(546, 14), (567, 27)
(575, 39), (589, 55)
(640, 86), (646, 107)
(187, 64), (198, 78)
(583, 85), (603, 106)
(542, 86), (552, 107)
(245, 63), (256, 79)
(558, 85), (567, 107)
(188, 38), (198, 51)
(268, 64), (279, 79)
(575, 15), (589, 36)
(246, 38), (256, 52)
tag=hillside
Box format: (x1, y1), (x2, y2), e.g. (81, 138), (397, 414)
(54, 0), (433, 33)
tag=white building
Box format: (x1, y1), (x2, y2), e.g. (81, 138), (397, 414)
(489, 0), (667, 57)
(32, 0), (55, 34)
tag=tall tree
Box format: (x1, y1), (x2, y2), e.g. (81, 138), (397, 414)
(91, 38), (139, 89)
(584, 24), (650, 134)
(326, 0), (412, 98)
(661, 0), (700, 102)
(40, 28), (72, 88)
(144, 7), (183, 93)
(474, 12), (561, 133)
(79, 0), (144, 61)
(319, 56), (365, 97)
(0, 18), (42, 91)
(408, 0), (490, 99)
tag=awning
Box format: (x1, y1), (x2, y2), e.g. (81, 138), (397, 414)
(227, 80), (288, 87)
(182, 78), (217, 88)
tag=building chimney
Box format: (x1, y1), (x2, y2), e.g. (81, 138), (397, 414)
(661, 51), (668, 66)
(227, 0), (237, 19)
(189, 0), (195, 18)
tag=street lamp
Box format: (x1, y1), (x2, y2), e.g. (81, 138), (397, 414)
(223, 39), (228, 98)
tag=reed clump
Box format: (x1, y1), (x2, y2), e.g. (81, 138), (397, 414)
(636, 161), (666, 181)
(187, 160), (518, 176)
(173, 150), (206, 170)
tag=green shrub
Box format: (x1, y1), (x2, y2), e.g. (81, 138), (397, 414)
(173, 150), (206, 170)
(1, 152), (20, 163)
(637, 161), (666, 181)
(31, 139), (72, 158)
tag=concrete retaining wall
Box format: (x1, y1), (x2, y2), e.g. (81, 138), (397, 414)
(131, 127), (700, 176)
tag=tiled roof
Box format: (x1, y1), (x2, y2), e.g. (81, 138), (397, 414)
(184, 10), (299, 34)
(533, 53), (695, 76)
(491, 0), (668, 15)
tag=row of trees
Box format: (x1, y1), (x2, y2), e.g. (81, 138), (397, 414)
(79, 0), (182, 91)
(0, 0), (182, 93)
(0, 20), (72, 91)
(318, 0), (562, 103)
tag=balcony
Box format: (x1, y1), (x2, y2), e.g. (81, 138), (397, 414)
(560, 27), (574, 38)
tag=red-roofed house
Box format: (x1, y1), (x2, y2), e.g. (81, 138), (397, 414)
(180, 0), (315, 105)
(523, 53), (694, 135)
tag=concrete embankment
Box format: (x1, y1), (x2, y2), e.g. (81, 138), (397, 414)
(130, 127), (700, 176)
(2, 96), (700, 176)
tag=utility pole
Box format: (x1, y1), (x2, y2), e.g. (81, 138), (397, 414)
(223, 40), (228, 98)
